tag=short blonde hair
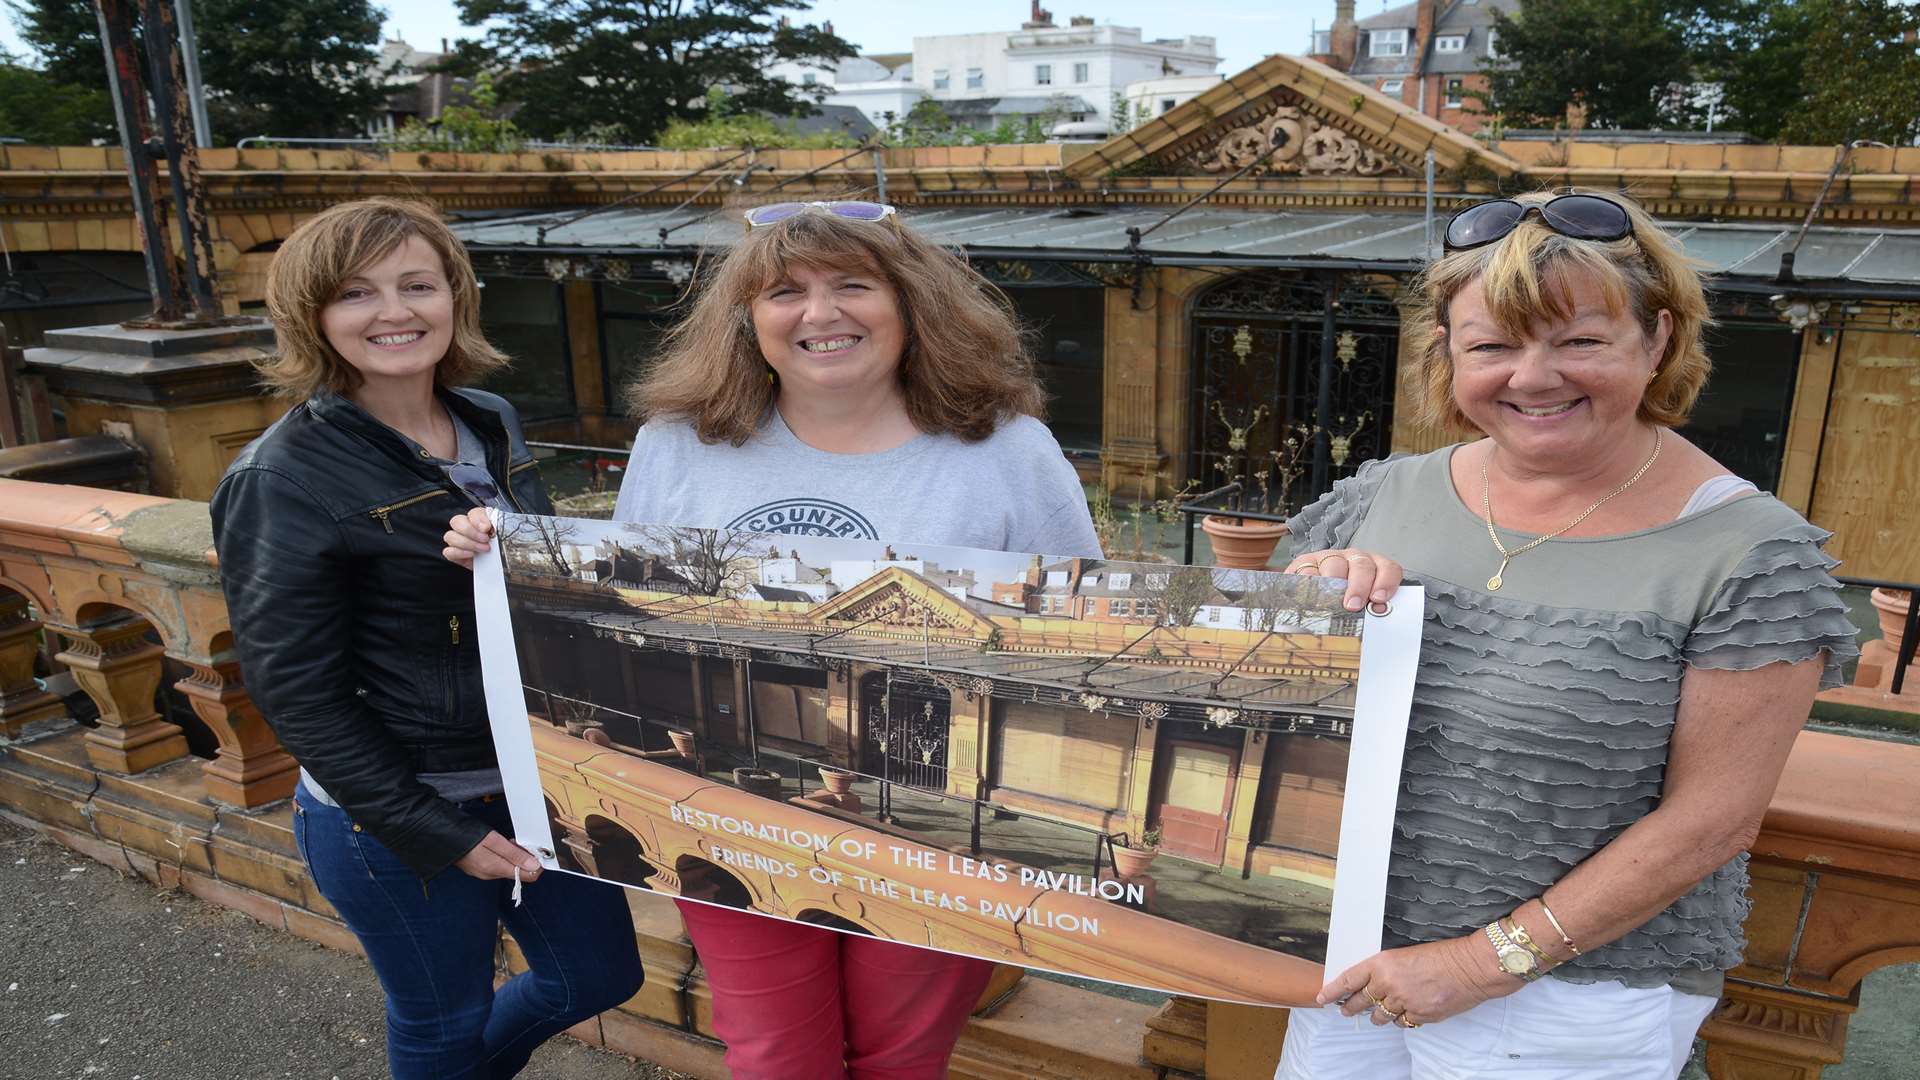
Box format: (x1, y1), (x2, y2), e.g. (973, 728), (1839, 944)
(1406, 189), (1713, 433)
(259, 197), (507, 399)
(627, 208), (1045, 444)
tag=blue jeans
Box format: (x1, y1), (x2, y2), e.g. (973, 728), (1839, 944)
(294, 786), (643, 1079)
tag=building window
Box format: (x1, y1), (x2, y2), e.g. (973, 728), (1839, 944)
(1161, 98), (1177, 113)
(1369, 28), (1408, 57)
(1035, 63), (1052, 85)
(1311, 29), (1330, 54)
(966, 67), (983, 89)
(1435, 34), (1465, 53)
(801, 72), (816, 85)
(1379, 79), (1403, 96)
(1073, 62), (1089, 83)
(1003, 284), (1105, 453)
(933, 68), (949, 90)
(1445, 78), (1465, 107)
(478, 276), (573, 421)
(1485, 28), (1498, 59)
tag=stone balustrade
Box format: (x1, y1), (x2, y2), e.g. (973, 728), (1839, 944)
(1, 478), (1915, 1079)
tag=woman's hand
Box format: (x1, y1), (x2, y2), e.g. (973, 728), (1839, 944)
(454, 830), (543, 882)
(1283, 549), (1405, 613)
(1317, 934), (1518, 1028)
(442, 507), (494, 569)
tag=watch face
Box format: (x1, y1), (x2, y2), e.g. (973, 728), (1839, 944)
(1499, 950), (1534, 975)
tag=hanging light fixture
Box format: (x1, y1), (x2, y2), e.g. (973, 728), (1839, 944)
(1769, 294), (1829, 332)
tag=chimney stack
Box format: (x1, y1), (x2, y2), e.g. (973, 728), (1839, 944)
(1022, 1), (1056, 30)
(1328, 0), (1359, 72)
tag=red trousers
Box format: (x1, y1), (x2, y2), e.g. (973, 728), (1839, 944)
(677, 900), (996, 1080)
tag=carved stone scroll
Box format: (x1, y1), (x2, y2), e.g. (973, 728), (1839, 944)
(1192, 105), (1396, 177)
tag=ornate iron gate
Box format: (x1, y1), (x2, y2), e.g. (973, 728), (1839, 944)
(1190, 271), (1400, 510)
(861, 672), (950, 792)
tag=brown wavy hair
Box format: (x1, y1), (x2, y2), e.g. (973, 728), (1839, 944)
(1406, 189), (1713, 434)
(258, 197), (507, 399)
(626, 208), (1046, 444)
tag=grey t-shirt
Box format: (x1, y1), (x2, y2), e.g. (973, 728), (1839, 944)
(613, 410), (1102, 558)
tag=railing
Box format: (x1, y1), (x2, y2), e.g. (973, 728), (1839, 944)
(234, 135), (665, 151)
(1835, 575), (1918, 697)
(1174, 481), (1292, 564)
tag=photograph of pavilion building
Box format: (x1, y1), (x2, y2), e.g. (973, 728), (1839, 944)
(493, 513), (1366, 998)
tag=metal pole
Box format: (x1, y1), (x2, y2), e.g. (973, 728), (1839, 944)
(138, 0), (223, 322)
(1420, 147), (1436, 259)
(872, 146), (887, 203)
(96, 0), (186, 322)
(1311, 271), (1339, 493)
(174, 0), (212, 148)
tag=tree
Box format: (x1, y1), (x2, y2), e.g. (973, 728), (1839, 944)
(1773, 0), (1920, 145)
(634, 525), (758, 597)
(1478, 0), (1700, 129)
(6, 0), (387, 143)
(1141, 567), (1216, 629)
(444, 0), (856, 144)
(502, 515), (582, 576)
(0, 53), (114, 143)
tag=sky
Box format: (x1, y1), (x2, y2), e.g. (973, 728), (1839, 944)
(1, 1), (1330, 82)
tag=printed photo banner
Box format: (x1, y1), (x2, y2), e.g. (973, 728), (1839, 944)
(473, 512), (1421, 1006)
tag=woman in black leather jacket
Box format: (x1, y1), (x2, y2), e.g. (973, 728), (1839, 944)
(211, 197), (641, 1080)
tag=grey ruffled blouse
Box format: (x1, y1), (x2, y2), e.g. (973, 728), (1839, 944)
(1287, 447), (1860, 997)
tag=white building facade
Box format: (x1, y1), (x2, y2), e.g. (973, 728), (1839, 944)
(771, 6), (1221, 136)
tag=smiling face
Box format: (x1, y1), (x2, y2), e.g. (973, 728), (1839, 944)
(1446, 270), (1671, 468)
(751, 261), (907, 406)
(318, 234), (455, 399)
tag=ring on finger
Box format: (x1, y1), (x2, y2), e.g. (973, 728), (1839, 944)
(1396, 1013), (1420, 1029)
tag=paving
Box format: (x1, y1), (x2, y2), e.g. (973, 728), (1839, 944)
(0, 815), (689, 1080)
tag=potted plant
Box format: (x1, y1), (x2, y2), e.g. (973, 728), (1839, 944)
(732, 766), (783, 800)
(1110, 827), (1161, 880)
(1201, 406), (1313, 570)
(818, 764), (857, 796)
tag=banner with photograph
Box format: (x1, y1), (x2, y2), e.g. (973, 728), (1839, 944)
(473, 511), (1420, 1006)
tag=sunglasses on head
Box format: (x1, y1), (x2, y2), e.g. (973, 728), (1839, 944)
(1443, 194), (1633, 252)
(744, 201), (899, 230)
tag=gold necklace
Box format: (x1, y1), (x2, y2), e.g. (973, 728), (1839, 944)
(1479, 429), (1663, 591)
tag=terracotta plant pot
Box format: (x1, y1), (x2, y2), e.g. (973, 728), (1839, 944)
(666, 729), (698, 758)
(732, 767), (783, 801)
(1202, 515), (1290, 570)
(1110, 843), (1159, 880)
(818, 766), (856, 795)
(1872, 587), (1911, 655)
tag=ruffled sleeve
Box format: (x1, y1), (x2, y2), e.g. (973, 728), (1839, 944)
(1285, 455), (1397, 558)
(1682, 519), (1861, 690)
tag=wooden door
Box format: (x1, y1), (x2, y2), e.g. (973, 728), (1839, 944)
(1808, 329), (1920, 582)
(1153, 740), (1239, 864)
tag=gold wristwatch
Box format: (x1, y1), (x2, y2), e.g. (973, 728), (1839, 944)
(1485, 920), (1541, 981)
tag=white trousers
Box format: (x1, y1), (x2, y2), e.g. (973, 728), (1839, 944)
(1276, 977), (1719, 1080)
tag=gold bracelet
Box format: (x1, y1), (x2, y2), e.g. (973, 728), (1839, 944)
(1504, 916), (1555, 967)
(1538, 898), (1582, 957)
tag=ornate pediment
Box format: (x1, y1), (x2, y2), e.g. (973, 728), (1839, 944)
(1191, 99), (1400, 177)
(810, 568), (996, 639)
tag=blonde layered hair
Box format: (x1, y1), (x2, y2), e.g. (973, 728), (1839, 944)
(259, 197), (506, 399)
(1406, 189), (1713, 434)
(627, 208), (1046, 444)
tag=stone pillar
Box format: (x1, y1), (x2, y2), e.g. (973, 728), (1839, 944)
(1223, 727), (1267, 876)
(1123, 707), (1162, 837)
(53, 614), (188, 773)
(172, 657), (297, 807)
(0, 593), (63, 736)
(1700, 983), (1856, 1079)
(945, 685), (988, 800)
(1206, 999), (1290, 1079)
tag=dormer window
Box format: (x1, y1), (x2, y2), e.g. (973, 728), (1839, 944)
(1435, 34), (1466, 53)
(1311, 29), (1331, 54)
(1369, 28), (1408, 57)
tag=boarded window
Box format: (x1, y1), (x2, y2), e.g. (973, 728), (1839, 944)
(1256, 733), (1346, 858)
(994, 700), (1134, 809)
(751, 664), (832, 748)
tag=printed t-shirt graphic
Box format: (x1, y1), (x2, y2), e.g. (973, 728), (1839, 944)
(727, 498), (879, 539)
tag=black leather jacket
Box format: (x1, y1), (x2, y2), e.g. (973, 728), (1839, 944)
(211, 387), (552, 879)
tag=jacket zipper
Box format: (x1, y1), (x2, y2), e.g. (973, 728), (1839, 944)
(449, 615), (460, 645)
(368, 489), (452, 533)
(505, 458), (533, 513)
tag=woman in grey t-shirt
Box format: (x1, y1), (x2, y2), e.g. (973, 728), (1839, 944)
(452, 201), (1099, 1079)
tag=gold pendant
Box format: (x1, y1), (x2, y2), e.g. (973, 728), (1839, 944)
(1487, 556), (1509, 592)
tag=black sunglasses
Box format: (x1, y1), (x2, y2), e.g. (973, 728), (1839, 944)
(1443, 194), (1633, 252)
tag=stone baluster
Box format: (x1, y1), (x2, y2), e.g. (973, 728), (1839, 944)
(53, 613), (188, 773)
(172, 657), (297, 807)
(0, 593), (64, 736)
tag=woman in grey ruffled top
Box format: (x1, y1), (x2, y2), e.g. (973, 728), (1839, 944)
(1274, 191), (1858, 1080)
